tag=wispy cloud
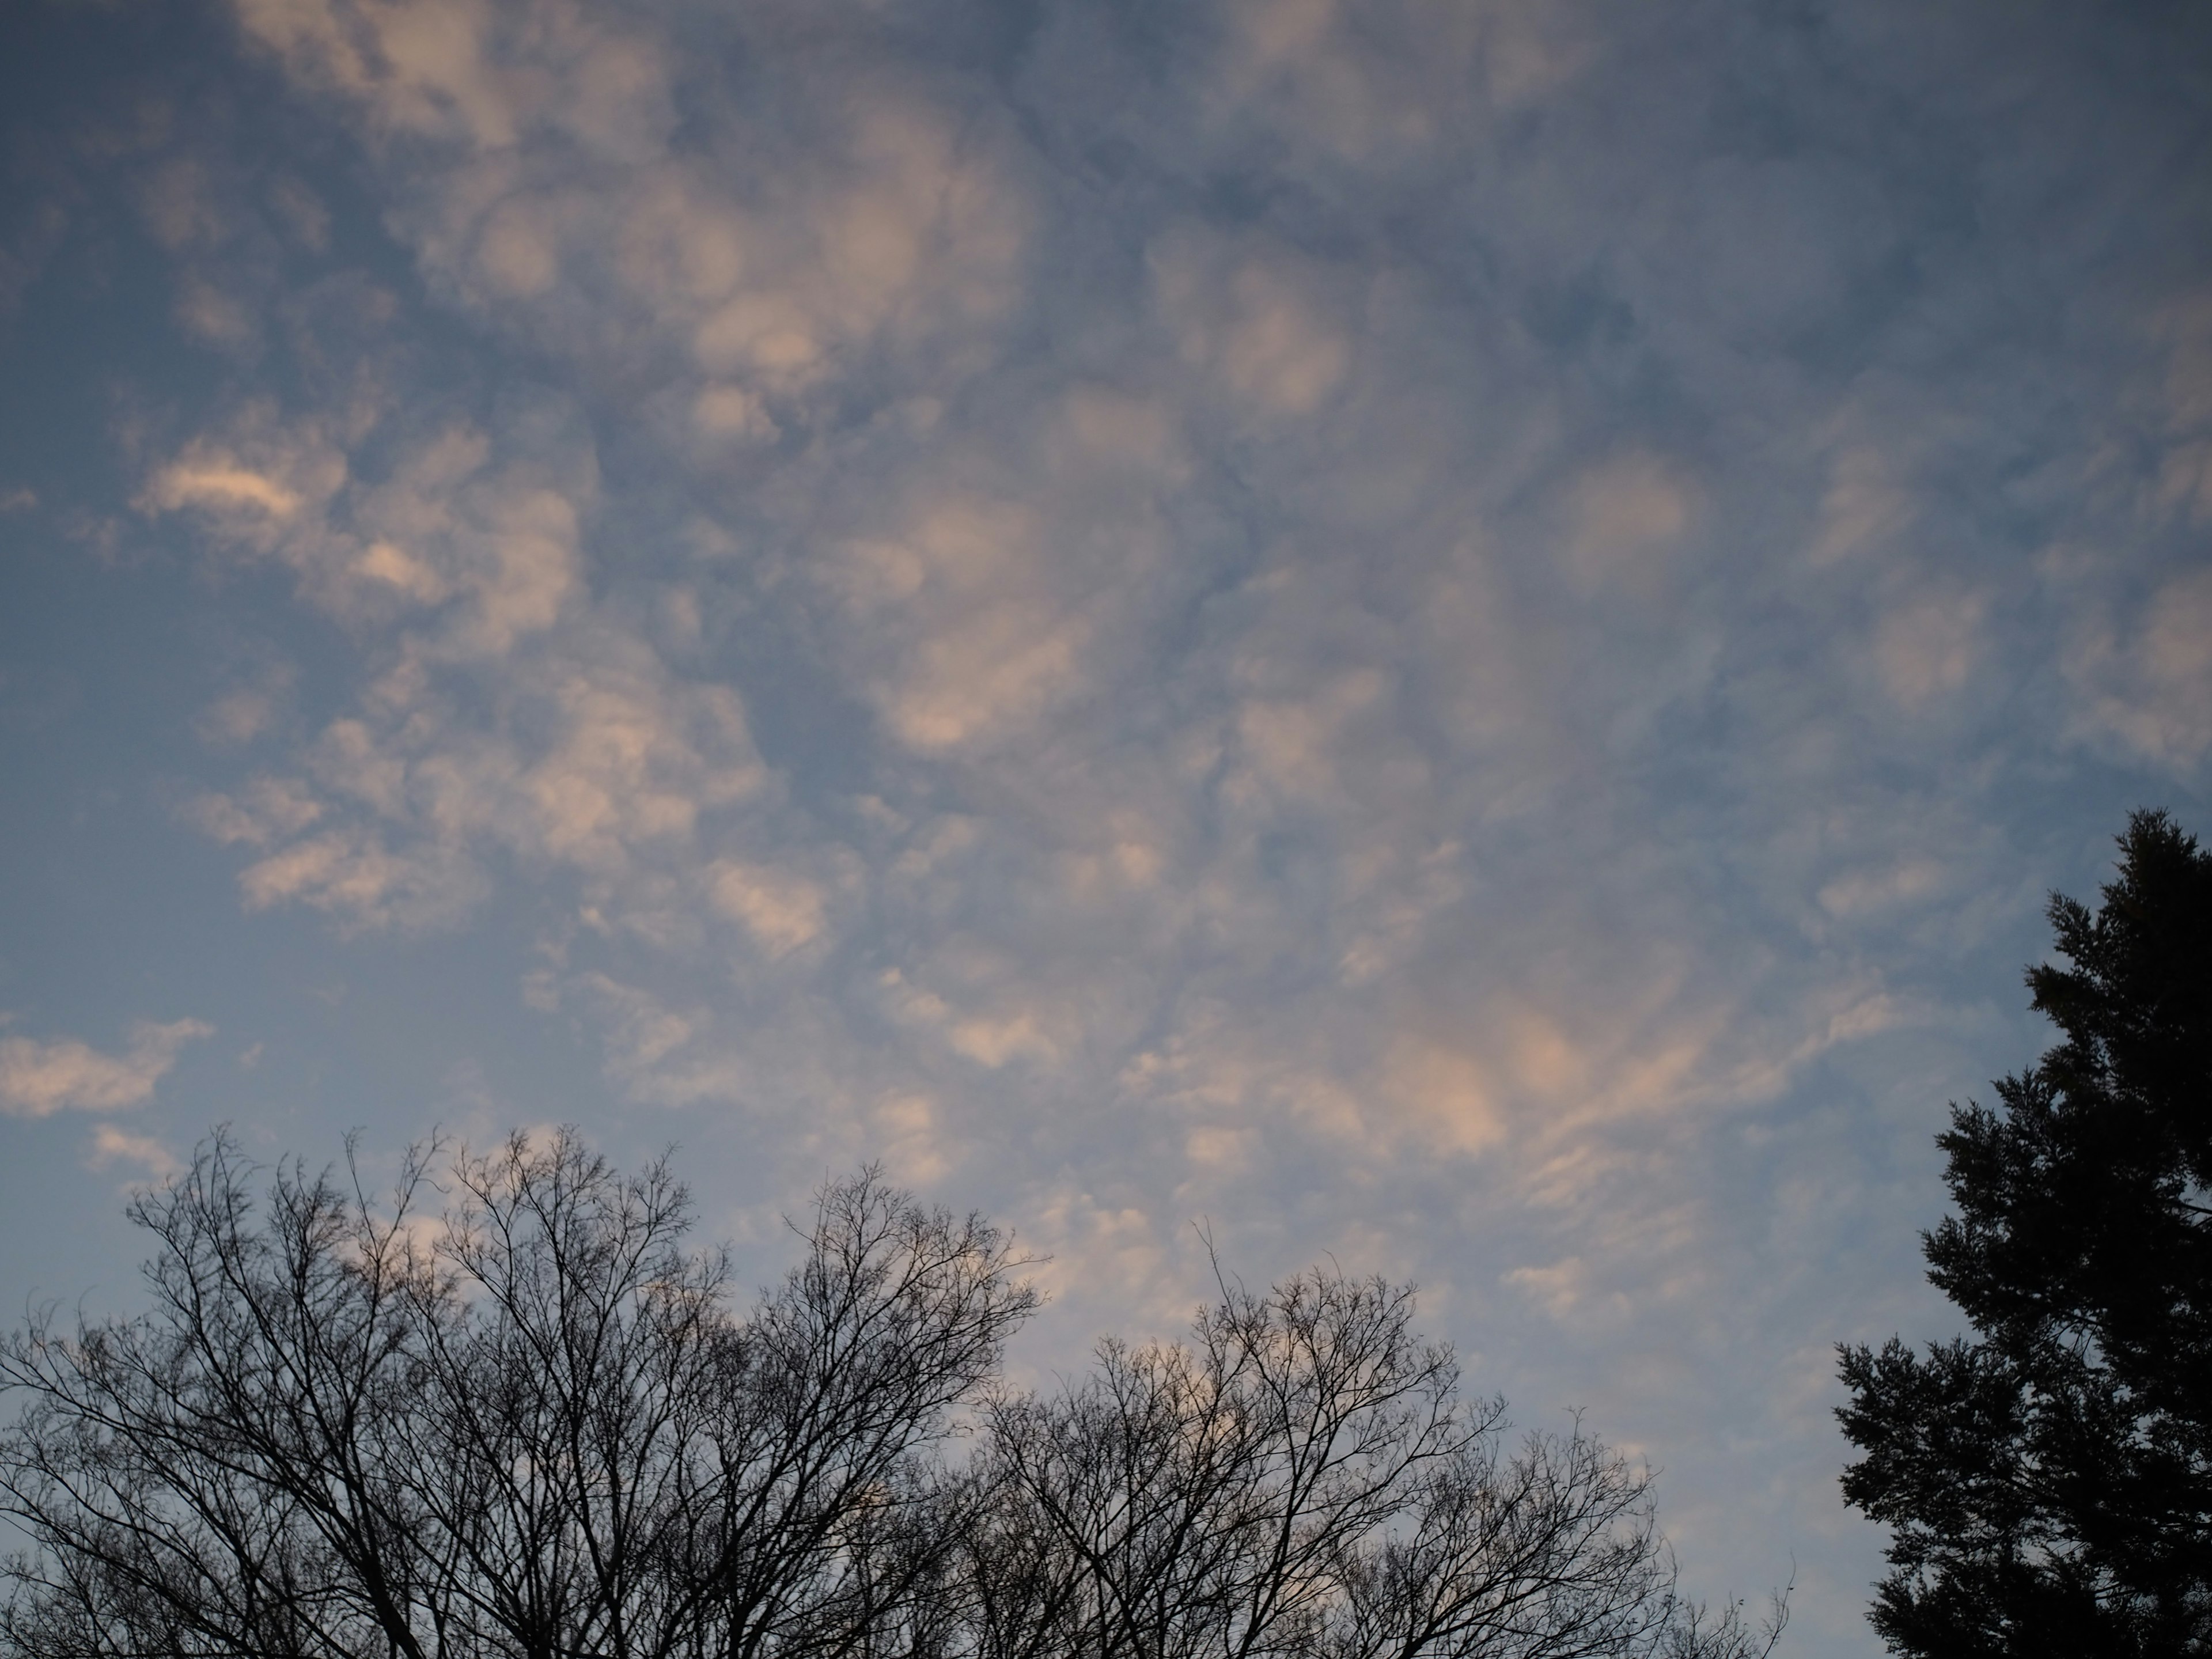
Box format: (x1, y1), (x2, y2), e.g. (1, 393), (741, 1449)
(85, 1124), (184, 1182)
(0, 1021), (213, 1118)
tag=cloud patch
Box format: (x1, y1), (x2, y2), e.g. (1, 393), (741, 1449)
(0, 1021), (213, 1118)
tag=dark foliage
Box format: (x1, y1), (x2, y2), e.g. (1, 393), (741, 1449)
(1838, 809), (2212, 1656)
(2, 1131), (1782, 1659)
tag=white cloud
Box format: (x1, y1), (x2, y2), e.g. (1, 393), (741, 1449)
(187, 775), (325, 846)
(1560, 452), (1693, 598)
(2067, 565), (2212, 770)
(143, 446), (316, 526)
(154, 397), (774, 935)
(1818, 858), (1947, 919)
(232, 0), (661, 155)
(834, 493), (1096, 755)
(196, 662), (296, 747)
(1874, 589), (1986, 710)
(86, 1125), (184, 1181)
(708, 859), (828, 957)
(1153, 230), (1353, 419)
(207, 634), (771, 933)
(142, 412), (584, 657)
(0, 1020), (214, 1118)
(237, 826), (486, 931)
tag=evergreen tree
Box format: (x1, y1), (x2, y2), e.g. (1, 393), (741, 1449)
(1838, 810), (2212, 1656)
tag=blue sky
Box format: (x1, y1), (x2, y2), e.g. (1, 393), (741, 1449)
(2, 1), (2208, 1649)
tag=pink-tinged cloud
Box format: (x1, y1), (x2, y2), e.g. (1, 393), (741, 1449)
(0, 1020), (214, 1118)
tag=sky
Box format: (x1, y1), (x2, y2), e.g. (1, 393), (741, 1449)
(1, 0), (2208, 1650)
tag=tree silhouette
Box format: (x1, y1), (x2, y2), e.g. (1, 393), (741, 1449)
(1838, 809), (2212, 1656)
(3, 1130), (1779, 1659)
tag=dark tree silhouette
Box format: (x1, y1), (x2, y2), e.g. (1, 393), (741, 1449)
(1838, 809), (2212, 1656)
(975, 1269), (1775, 1659)
(3, 1131), (1780, 1659)
(0, 1134), (1032, 1659)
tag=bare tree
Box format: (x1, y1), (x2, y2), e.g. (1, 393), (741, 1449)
(671, 1165), (1035, 1659)
(2, 1134), (1778, 1659)
(0, 1132), (1034, 1659)
(968, 1269), (1785, 1659)
(0, 1132), (446, 1659)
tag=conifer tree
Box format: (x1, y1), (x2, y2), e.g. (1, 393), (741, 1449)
(1839, 810), (2212, 1656)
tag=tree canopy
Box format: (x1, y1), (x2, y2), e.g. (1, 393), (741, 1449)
(2, 1130), (1778, 1659)
(1838, 809), (2212, 1656)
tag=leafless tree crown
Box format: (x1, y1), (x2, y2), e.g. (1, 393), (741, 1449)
(1, 1134), (1782, 1659)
